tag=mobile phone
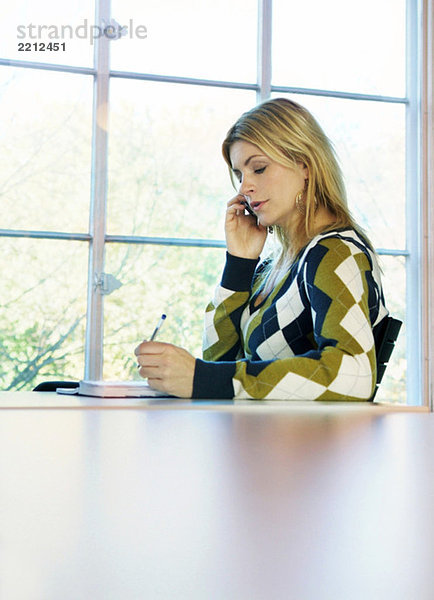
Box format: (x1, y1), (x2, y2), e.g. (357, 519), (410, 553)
(242, 200), (257, 221)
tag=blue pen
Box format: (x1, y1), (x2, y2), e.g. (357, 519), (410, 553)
(150, 314), (166, 341)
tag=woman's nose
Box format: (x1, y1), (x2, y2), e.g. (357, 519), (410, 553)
(239, 176), (254, 196)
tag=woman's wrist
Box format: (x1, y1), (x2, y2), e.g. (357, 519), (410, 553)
(226, 249), (261, 260)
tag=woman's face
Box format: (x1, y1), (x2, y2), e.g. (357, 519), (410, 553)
(229, 140), (308, 231)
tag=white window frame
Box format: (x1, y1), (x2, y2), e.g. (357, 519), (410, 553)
(421, 0), (434, 408)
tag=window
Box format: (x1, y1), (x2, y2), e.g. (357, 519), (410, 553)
(0, 0), (430, 405)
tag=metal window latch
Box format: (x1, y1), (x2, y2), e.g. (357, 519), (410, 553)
(94, 272), (122, 295)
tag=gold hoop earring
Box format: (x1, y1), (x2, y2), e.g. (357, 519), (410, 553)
(295, 180), (317, 214)
(295, 188), (307, 214)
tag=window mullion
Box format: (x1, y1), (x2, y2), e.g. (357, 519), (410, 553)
(421, 0), (434, 408)
(405, 0), (423, 405)
(257, 0), (272, 102)
(84, 0), (111, 380)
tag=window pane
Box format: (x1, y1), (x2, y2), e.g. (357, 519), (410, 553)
(272, 93), (406, 250)
(0, 67), (92, 232)
(110, 0), (257, 83)
(107, 81), (256, 239)
(1, 0), (95, 67)
(0, 238), (88, 390)
(272, 0), (406, 97)
(375, 255), (406, 403)
(103, 244), (226, 380)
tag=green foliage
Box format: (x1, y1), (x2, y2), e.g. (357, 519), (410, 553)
(0, 237), (87, 390)
(0, 317), (84, 390)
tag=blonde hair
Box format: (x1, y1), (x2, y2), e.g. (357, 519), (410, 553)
(222, 98), (371, 291)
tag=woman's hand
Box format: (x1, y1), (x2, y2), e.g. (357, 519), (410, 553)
(134, 341), (196, 398)
(225, 194), (267, 259)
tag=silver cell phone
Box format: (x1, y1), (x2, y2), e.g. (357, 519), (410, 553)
(242, 200), (257, 221)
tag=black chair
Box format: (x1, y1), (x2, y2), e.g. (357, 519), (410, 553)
(33, 380), (79, 392)
(370, 315), (403, 401)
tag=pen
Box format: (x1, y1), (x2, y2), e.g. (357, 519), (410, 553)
(149, 314), (166, 341)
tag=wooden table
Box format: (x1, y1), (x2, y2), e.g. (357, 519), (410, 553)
(0, 392), (433, 600)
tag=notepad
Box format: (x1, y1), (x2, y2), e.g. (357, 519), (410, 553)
(56, 380), (170, 398)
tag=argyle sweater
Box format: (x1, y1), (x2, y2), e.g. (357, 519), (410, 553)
(192, 229), (388, 401)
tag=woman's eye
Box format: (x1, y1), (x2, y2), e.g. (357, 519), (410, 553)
(254, 167), (266, 174)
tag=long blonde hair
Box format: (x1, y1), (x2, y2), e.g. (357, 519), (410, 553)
(222, 98), (370, 291)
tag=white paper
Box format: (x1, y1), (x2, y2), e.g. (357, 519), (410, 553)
(57, 380), (169, 398)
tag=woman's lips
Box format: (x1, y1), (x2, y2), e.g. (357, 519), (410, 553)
(251, 200), (268, 211)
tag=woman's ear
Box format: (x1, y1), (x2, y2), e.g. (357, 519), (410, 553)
(301, 162), (309, 181)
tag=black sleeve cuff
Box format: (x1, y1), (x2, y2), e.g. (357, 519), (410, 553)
(192, 359), (236, 399)
(221, 252), (260, 292)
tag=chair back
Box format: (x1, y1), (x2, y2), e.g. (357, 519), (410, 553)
(370, 315), (403, 401)
(33, 381), (79, 392)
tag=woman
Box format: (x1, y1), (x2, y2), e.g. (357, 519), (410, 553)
(135, 98), (388, 400)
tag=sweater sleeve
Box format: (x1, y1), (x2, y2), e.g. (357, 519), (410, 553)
(194, 238), (382, 401)
(202, 252), (259, 362)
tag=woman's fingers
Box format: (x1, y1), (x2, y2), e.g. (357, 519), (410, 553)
(135, 341), (196, 398)
(226, 196), (257, 228)
(227, 194), (251, 213)
(225, 194), (267, 259)
(135, 340), (167, 354)
(135, 342), (168, 378)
